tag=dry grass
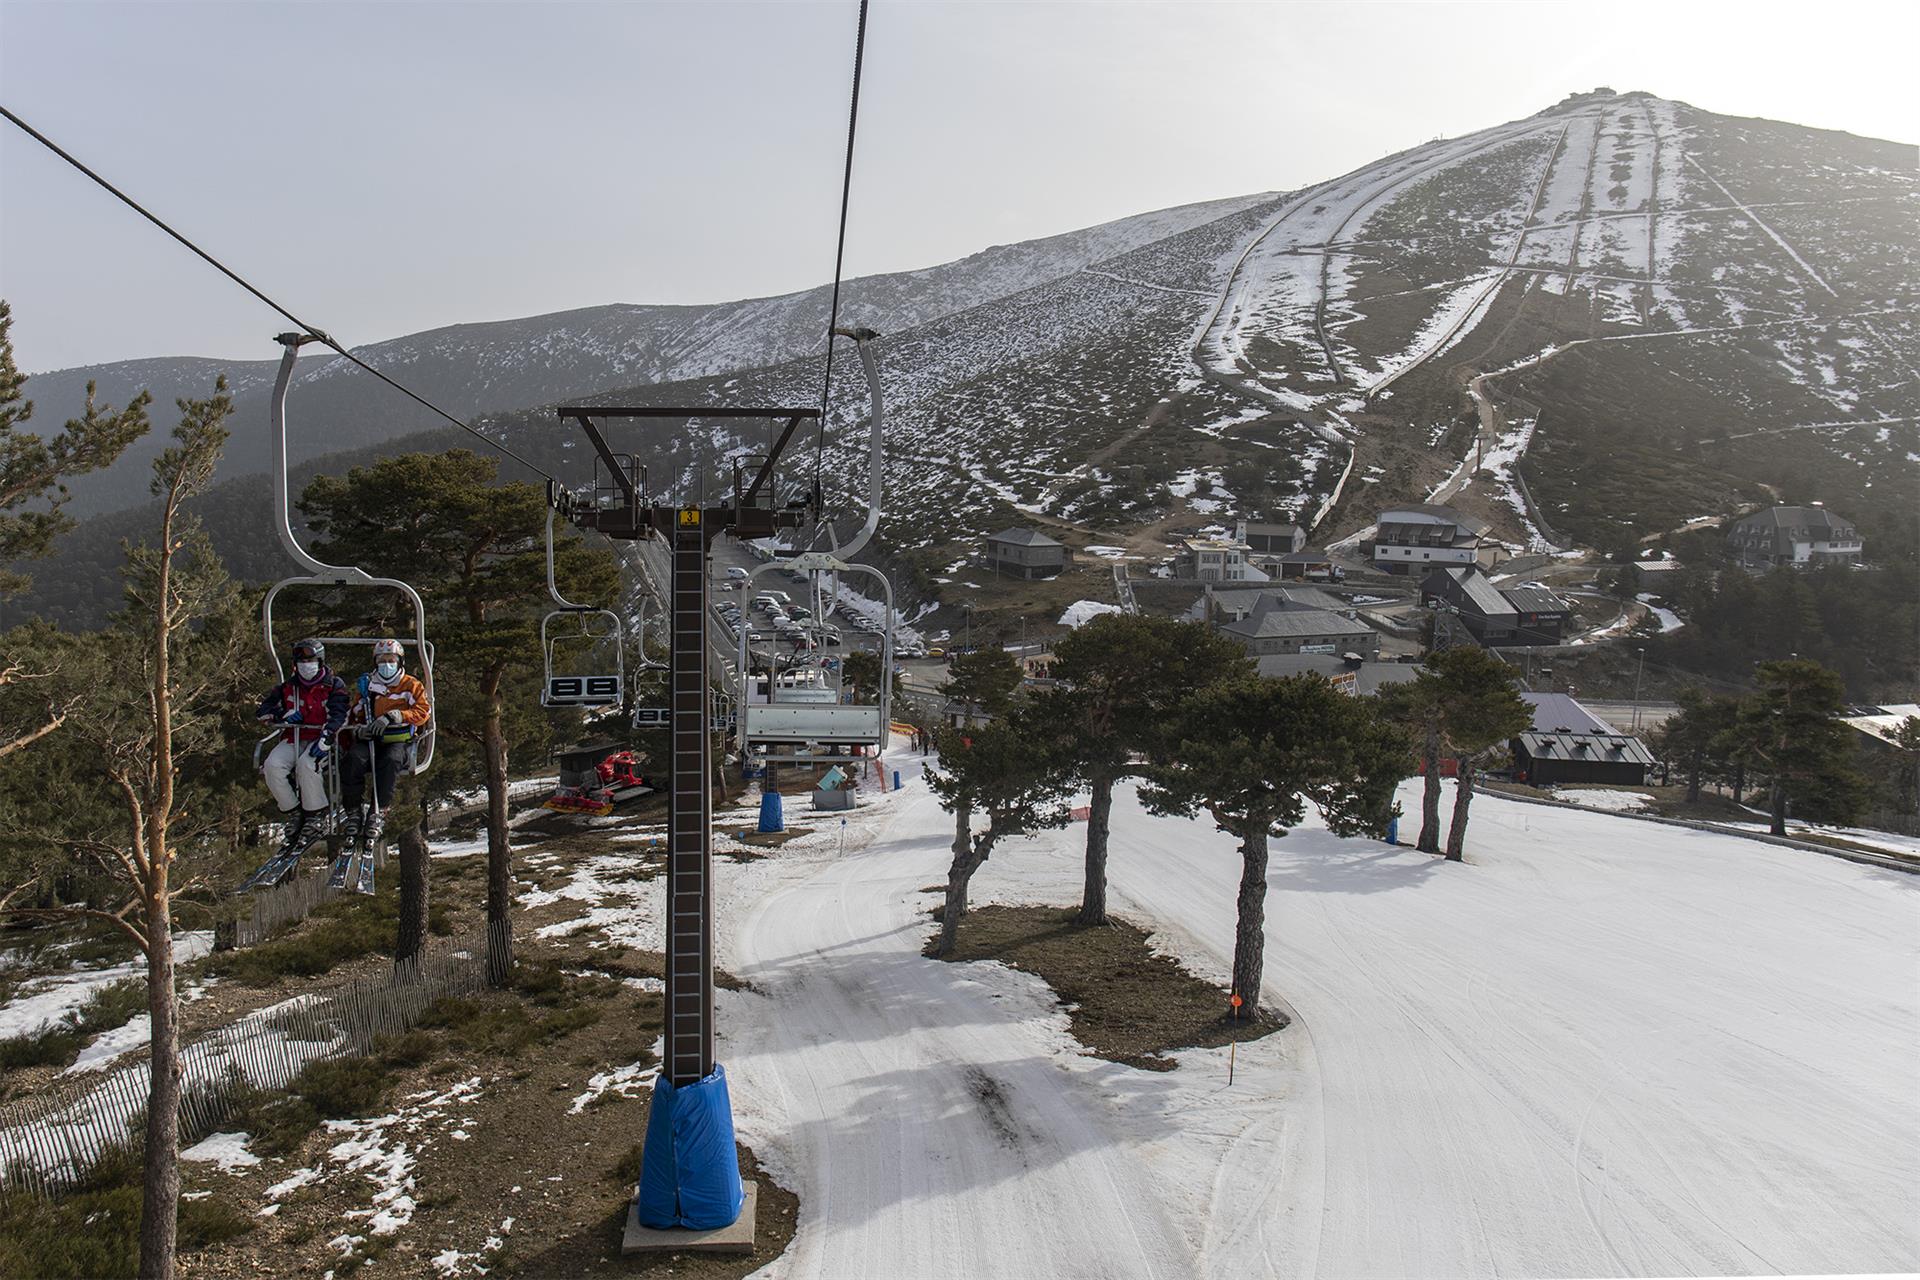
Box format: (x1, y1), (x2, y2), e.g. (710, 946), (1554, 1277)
(933, 905), (1285, 1071)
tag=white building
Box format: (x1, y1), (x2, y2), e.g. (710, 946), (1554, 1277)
(1371, 504), (1496, 575)
(1173, 535), (1268, 583)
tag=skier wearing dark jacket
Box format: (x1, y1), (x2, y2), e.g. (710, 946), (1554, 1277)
(255, 637), (348, 854)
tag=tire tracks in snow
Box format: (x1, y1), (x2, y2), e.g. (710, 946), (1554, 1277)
(725, 783), (1193, 1280)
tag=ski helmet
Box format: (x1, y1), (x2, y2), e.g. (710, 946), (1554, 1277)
(291, 637), (325, 665)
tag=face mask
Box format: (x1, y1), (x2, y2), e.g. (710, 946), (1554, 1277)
(295, 661), (319, 680)
(376, 662), (400, 682)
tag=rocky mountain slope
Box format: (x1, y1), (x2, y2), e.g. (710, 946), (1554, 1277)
(21, 192), (1269, 519)
(16, 91), (1916, 627)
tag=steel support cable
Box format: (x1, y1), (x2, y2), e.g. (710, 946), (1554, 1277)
(0, 103), (558, 485)
(811, 0), (871, 512)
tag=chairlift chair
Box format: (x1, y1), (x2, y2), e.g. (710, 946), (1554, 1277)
(257, 334), (437, 781)
(540, 506), (626, 708)
(734, 330), (895, 766)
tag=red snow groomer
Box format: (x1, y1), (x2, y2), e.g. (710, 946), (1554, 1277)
(544, 743), (652, 816)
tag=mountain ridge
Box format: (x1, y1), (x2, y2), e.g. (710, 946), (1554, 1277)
(13, 92), (1916, 659)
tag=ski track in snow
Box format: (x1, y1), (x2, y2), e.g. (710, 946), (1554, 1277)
(712, 753), (1918, 1277)
(722, 750), (1194, 1279)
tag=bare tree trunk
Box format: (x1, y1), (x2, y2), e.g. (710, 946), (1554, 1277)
(395, 823), (429, 966)
(483, 689), (512, 986)
(137, 898), (178, 1280)
(1732, 762), (1745, 805)
(1230, 824), (1270, 1010)
(1446, 755), (1476, 861)
(1076, 771), (1113, 927)
(1685, 752), (1702, 805)
(1769, 778), (1787, 837)
(935, 799), (987, 958)
(139, 473), (182, 1280)
(1417, 725), (1443, 853)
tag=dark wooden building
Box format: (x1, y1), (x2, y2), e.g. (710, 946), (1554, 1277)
(1512, 730), (1654, 786)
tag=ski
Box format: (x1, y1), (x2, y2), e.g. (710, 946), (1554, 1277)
(237, 813), (330, 894)
(236, 849), (299, 893)
(354, 821), (380, 895)
(326, 846), (355, 890)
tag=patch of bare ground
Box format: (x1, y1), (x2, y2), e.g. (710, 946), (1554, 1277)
(928, 905), (1284, 1071)
(165, 791), (803, 1278)
(181, 948), (788, 1279)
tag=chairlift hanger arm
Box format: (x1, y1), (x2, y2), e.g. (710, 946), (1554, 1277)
(544, 508), (599, 613)
(272, 334), (379, 584)
(824, 327), (885, 560)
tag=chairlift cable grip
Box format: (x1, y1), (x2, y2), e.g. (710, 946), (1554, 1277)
(0, 104), (558, 486)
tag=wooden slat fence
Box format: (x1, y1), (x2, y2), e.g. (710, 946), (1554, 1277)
(224, 840), (391, 951)
(0, 924), (505, 1200)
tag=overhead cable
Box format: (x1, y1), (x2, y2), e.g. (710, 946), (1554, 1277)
(812, 0), (871, 502)
(0, 103), (557, 484)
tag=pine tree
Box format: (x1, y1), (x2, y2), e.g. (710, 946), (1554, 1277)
(1734, 658), (1856, 836)
(1034, 614), (1250, 925)
(1657, 687), (1740, 804)
(298, 450), (618, 983)
(1434, 655), (1534, 860)
(939, 648), (1023, 721)
(1142, 675), (1409, 1010)
(2, 381), (240, 1280)
(1888, 716), (1920, 818)
(0, 302), (153, 596)
(1386, 647), (1530, 860)
(924, 707), (1069, 957)
(0, 303), (152, 758)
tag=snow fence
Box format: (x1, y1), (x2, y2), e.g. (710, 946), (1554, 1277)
(0, 928), (496, 1199)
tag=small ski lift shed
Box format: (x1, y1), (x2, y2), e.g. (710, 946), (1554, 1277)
(258, 333), (437, 775)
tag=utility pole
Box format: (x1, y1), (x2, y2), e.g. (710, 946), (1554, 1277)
(1632, 645), (1646, 732)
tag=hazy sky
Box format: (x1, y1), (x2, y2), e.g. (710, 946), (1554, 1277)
(1, 0), (1913, 372)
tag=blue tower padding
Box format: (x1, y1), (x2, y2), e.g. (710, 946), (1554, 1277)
(892, 769), (902, 791)
(757, 788), (784, 833)
(1385, 816), (1400, 845)
(636, 1064), (745, 1229)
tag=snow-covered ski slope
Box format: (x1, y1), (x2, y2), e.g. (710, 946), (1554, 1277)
(717, 756), (1918, 1278)
(1200, 92), (1916, 422)
(491, 92), (1913, 556)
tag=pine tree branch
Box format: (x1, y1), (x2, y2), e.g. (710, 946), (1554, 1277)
(0, 707), (68, 759)
(0, 905), (152, 957)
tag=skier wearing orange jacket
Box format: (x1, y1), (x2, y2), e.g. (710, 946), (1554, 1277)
(337, 638), (431, 850)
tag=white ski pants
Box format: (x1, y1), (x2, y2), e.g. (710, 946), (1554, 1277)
(263, 738), (329, 812)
